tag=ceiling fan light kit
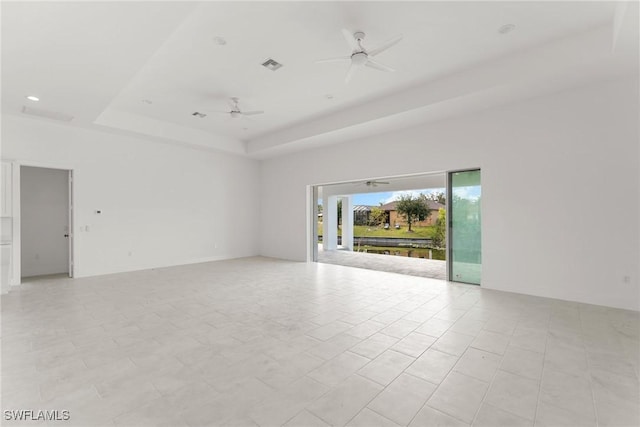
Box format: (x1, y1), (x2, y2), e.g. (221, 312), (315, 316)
(206, 29), (401, 121)
(317, 29), (403, 83)
(214, 97), (264, 119)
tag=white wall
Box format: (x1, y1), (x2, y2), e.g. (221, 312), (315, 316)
(2, 115), (260, 278)
(259, 78), (640, 311)
(21, 166), (69, 277)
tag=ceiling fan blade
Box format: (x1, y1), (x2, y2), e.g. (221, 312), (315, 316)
(345, 62), (359, 83)
(316, 56), (351, 63)
(368, 34), (403, 57)
(341, 28), (359, 51)
(365, 59), (395, 72)
(241, 110), (264, 116)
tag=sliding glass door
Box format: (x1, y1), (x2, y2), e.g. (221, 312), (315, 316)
(448, 169), (482, 285)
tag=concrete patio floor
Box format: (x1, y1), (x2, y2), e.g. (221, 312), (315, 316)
(317, 247), (447, 280)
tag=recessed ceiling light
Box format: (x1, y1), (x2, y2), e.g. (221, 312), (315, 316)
(26, 95), (40, 102)
(214, 36), (227, 45)
(498, 24), (516, 34)
(141, 99), (153, 104)
(192, 112), (207, 118)
(242, 127), (249, 131)
(325, 94), (334, 100)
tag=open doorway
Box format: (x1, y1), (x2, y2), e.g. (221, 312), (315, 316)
(313, 172), (448, 280)
(20, 166), (73, 280)
(311, 170), (482, 285)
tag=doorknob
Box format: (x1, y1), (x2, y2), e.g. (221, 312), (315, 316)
(64, 234), (69, 237)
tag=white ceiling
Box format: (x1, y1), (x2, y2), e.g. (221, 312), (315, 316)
(2, 1), (638, 158)
(319, 172), (447, 199)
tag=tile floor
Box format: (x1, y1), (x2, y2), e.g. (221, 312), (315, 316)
(317, 248), (446, 280)
(1, 257), (639, 426)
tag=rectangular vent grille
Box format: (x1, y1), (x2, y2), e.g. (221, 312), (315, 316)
(261, 58), (283, 71)
(21, 106), (74, 122)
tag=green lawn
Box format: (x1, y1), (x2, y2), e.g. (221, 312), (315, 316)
(318, 223), (435, 238)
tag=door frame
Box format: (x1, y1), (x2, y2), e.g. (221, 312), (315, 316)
(307, 185), (319, 262)
(11, 160), (75, 286)
(447, 168), (482, 285)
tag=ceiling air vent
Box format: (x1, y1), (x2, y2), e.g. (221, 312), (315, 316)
(192, 112), (207, 118)
(21, 106), (73, 122)
(261, 58), (283, 71)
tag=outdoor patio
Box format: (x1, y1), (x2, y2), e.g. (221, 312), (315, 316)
(317, 247), (447, 280)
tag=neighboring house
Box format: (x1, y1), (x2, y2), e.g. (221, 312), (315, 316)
(353, 205), (373, 225)
(379, 200), (445, 227)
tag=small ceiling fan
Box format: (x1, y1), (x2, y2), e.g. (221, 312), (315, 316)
(364, 180), (390, 187)
(216, 97), (264, 119)
(317, 29), (403, 83)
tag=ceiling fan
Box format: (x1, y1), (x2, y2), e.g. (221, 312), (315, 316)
(364, 180), (390, 187)
(216, 97), (264, 119)
(317, 29), (403, 83)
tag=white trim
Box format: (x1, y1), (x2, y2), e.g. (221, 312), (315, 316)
(72, 255), (235, 279)
(12, 161), (75, 286)
(13, 159), (74, 171)
(11, 161), (20, 286)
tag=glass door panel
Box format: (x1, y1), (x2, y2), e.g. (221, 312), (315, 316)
(448, 169), (482, 285)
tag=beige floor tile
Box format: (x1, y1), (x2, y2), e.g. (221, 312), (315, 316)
(307, 375), (383, 427)
(500, 345), (544, 380)
(307, 351), (371, 387)
(409, 405), (470, 427)
(347, 408), (400, 427)
(368, 373), (437, 425)
(471, 330), (510, 355)
(405, 349), (459, 385)
(484, 370), (539, 421)
(350, 333), (399, 359)
(391, 332), (436, 358)
(306, 320), (354, 341)
(534, 400), (596, 427)
(358, 349), (415, 386)
(345, 320), (387, 339)
(415, 318), (454, 338)
(381, 319), (422, 339)
(427, 372), (489, 424)
(307, 333), (362, 360)
(3, 258), (638, 427)
(473, 402), (533, 426)
(453, 347), (502, 383)
(284, 410), (331, 427)
(432, 330), (476, 357)
(539, 368), (596, 421)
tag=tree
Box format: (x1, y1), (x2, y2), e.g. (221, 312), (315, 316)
(432, 208), (446, 248)
(337, 199), (342, 227)
(369, 206), (386, 227)
(395, 194), (429, 232)
(421, 191), (446, 205)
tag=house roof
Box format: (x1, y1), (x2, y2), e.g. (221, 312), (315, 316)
(379, 200), (445, 211)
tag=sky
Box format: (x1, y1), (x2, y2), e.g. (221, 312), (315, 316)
(351, 188), (445, 206)
(319, 186), (480, 206)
